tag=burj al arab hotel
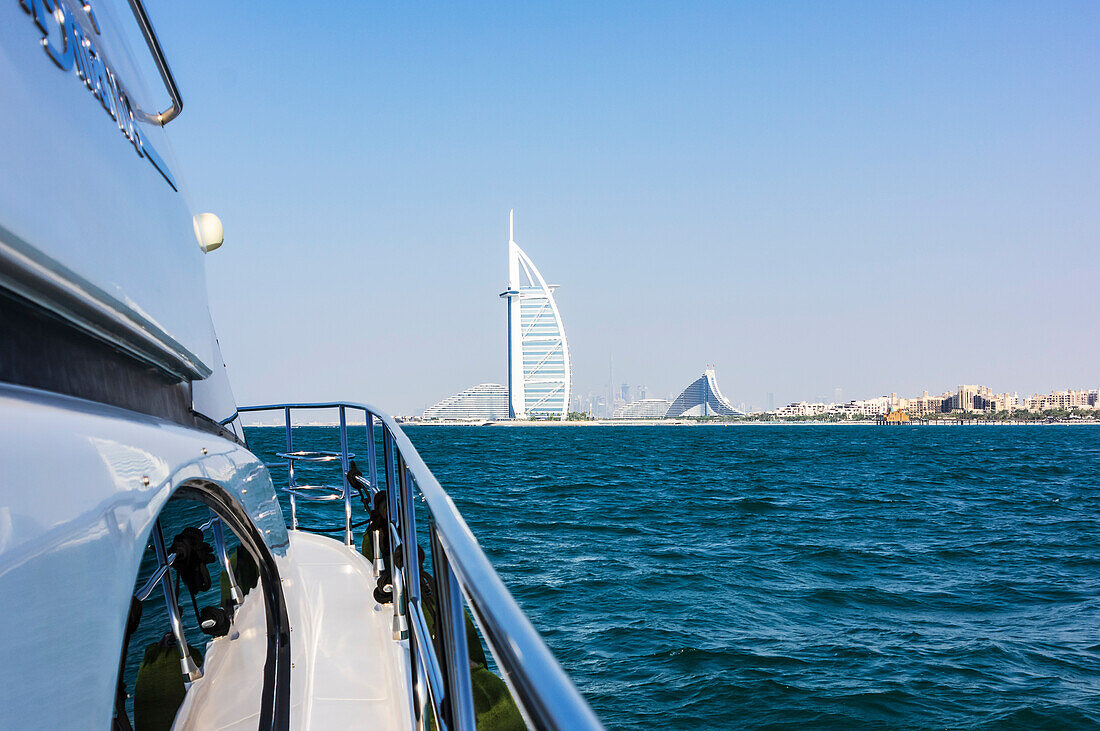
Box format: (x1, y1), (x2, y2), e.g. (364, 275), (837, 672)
(499, 211), (571, 419)
(423, 212), (570, 420)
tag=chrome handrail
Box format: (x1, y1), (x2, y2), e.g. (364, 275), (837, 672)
(237, 401), (602, 731)
(124, 0), (183, 124)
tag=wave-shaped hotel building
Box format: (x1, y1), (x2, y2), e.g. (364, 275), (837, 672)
(665, 368), (743, 417)
(422, 384), (509, 420)
(424, 212), (571, 420)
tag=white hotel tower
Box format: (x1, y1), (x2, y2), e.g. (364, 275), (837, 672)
(499, 211), (571, 419)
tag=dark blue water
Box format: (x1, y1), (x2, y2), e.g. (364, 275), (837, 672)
(248, 425), (1100, 729)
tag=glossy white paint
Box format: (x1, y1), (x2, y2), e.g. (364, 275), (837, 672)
(277, 532), (415, 730)
(0, 1), (238, 421)
(3, 0), (248, 493)
(192, 318), (242, 427)
(170, 531), (416, 730)
(175, 589), (268, 729)
(0, 384), (286, 728)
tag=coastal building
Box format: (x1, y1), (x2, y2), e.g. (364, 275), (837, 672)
(848, 397), (891, 416)
(665, 368), (744, 417)
(828, 402), (862, 417)
(993, 393), (1020, 412)
(500, 211), (571, 419)
(766, 385), (1099, 420)
(775, 401), (828, 417)
(613, 398), (672, 419)
(878, 410), (911, 425)
(890, 385), (1100, 415)
(949, 384), (994, 412)
(899, 391), (948, 417)
(1024, 389), (1099, 412)
(423, 383), (509, 420)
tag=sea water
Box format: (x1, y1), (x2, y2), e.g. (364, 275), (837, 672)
(247, 424), (1100, 729)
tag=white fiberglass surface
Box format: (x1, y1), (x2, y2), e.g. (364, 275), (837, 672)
(172, 532), (414, 730)
(0, 384), (281, 728)
(278, 532), (414, 730)
(0, 4), (216, 376)
(174, 590), (267, 729)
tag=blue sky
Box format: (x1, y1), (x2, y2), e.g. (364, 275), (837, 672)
(152, 1), (1099, 413)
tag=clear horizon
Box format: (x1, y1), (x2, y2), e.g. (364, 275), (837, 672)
(155, 2), (1099, 415)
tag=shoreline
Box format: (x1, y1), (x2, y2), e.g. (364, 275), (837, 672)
(402, 420), (1100, 427)
(243, 419), (1100, 428)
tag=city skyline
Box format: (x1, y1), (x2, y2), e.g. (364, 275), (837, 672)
(576, 376), (1100, 420)
(154, 2), (1099, 414)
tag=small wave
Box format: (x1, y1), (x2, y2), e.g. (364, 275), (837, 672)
(972, 703), (1100, 728)
(732, 497), (783, 512)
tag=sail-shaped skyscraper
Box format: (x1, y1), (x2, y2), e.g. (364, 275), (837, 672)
(423, 212), (571, 420)
(500, 211), (571, 419)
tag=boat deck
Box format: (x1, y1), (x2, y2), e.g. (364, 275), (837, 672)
(284, 532), (414, 729)
(176, 532), (414, 730)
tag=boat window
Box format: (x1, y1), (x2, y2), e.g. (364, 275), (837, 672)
(113, 487), (283, 730)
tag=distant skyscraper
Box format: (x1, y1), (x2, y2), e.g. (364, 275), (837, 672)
(607, 355), (614, 417)
(767, 392), (775, 411)
(834, 387), (843, 404)
(620, 383), (631, 403)
(637, 385), (648, 400)
(499, 211), (571, 419)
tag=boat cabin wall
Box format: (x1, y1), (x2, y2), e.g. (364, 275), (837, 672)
(0, 0), (241, 428)
(0, 384), (288, 727)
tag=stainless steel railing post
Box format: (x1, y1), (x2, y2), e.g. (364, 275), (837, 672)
(389, 524), (408, 640)
(398, 455), (421, 606)
(383, 428), (400, 543)
(432, 523), (477, 731)
(366, 412), (379, 495)
(383, 429), (407, 639)
(398, 454), (430, 726)
(411, 641), (432, 731)
(409, 603), (446, 730)
(366, 412), (384, 575)
(339, 406), (352, 547)
(152, 520), (202, 682)
(283, 406), (297, 530)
